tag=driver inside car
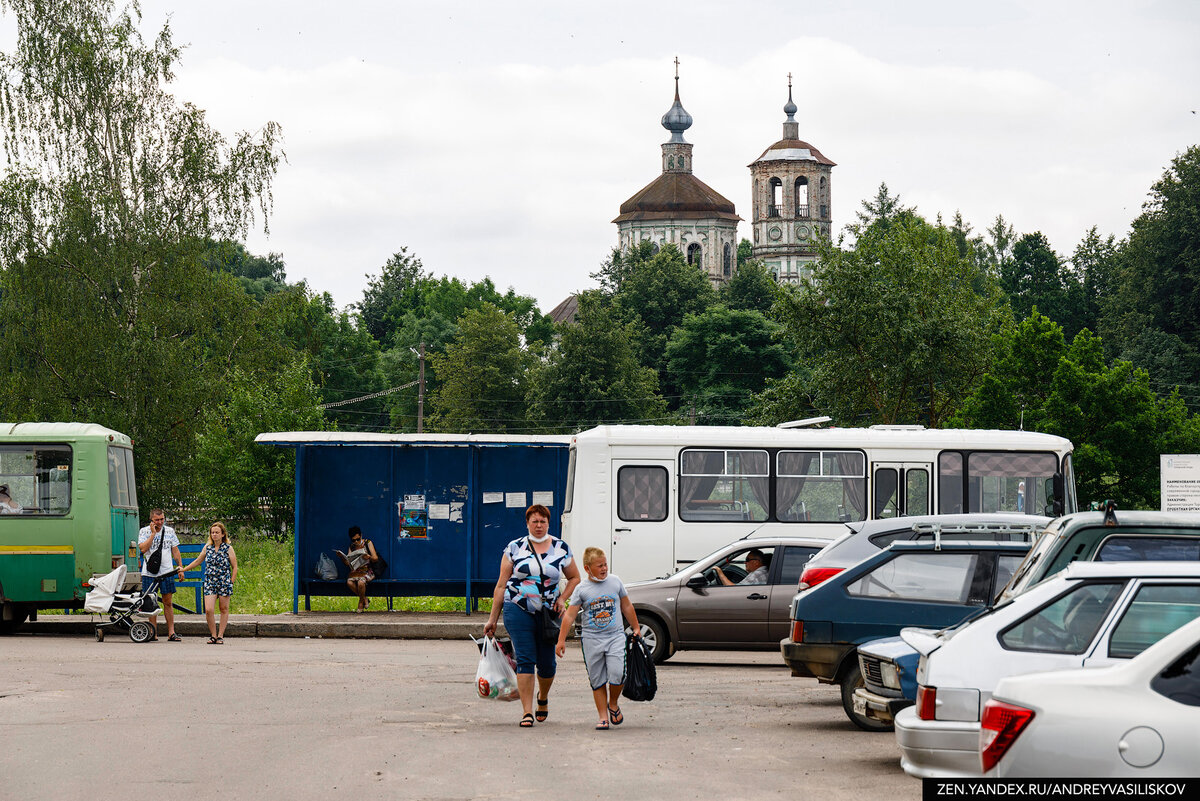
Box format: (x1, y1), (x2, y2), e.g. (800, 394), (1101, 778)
(714, 549), (769, 586)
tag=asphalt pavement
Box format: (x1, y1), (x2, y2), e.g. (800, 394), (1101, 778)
(26, 610), (497, 640)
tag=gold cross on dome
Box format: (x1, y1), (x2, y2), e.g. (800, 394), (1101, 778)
(674, 56), (680, 79)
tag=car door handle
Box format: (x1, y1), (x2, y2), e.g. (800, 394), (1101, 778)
(614, 528), (631, 532)
(746, 593), (768, 600)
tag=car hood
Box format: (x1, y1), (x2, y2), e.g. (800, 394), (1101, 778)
(857, 635), (916, 661)
(899, 627), (947, 656)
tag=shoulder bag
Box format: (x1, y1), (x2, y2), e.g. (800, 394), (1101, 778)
(144, 529), (167, 575)
(529, 542), (561, 644)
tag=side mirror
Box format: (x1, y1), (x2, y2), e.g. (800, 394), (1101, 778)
(1048, 473), (1065, 517)
(686, 574), (707, 590)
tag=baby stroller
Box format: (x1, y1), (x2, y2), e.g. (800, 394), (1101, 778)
(84, 564), (162, 642)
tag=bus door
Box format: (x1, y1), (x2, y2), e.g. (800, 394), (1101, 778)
(872, 462), (932, 519)
(610, 461), (674, 580)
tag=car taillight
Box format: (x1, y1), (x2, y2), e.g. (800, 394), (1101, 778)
(916, 685), (937, 720)
(979, 699), (1035, 773)
(790, 620), (804, 642)
(797, 566), (843, 590)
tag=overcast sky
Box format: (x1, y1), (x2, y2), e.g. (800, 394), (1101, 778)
(11, 1), (1200, 314)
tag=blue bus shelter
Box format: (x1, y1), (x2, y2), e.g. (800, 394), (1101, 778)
(254, 432), (571, 613)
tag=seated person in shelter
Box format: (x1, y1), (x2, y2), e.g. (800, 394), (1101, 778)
(0, 484), (23, 514)
(335, 525), (379, 613)
(714, 549), (769, 586)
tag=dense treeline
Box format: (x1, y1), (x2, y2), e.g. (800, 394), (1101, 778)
(2, 1), (1198, 527)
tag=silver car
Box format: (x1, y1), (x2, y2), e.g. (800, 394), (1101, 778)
(623, 536), (827, 662)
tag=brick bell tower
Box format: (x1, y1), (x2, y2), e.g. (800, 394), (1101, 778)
(749, 75), (835, 284)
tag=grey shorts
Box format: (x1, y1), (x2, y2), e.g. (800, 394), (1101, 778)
(581, 632), (626, 690)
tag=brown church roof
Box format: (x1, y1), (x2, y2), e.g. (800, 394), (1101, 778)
(750, 138), (837, 166)
(612, 172), (741, 223)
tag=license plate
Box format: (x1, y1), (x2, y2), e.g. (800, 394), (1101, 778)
(852, 693), (867, 716)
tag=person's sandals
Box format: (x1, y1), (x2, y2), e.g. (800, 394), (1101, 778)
(167, 633), (182, 642)
(535, 696), (549, 722)
(215, 637), (223, 644)
(206, 636), (218, 645)
(595, 719), (610, 730)
(608, 706), (623, 726)
(519, 713), (535, 728)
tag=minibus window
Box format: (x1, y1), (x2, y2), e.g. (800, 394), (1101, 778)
(0, 445), (72, 516)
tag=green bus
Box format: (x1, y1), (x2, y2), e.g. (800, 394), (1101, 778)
(0, 423), (140, 633)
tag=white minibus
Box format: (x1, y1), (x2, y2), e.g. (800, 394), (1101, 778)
(560, 424), (1075, 582)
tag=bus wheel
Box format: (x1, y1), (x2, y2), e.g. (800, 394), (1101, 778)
(129, 621), (154, 643)
(0, 603), (30, 635)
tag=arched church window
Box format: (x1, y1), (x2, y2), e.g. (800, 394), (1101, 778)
(723, 243), (732, 276)
(794, 177), (809, 218)
(769, 178), (782, 217)
(667, 156), (674, 169)
(650, 242), (660, 256)
(687, 243), (702, 267)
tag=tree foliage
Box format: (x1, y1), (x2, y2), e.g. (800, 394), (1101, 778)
(776, 210), (1007, 426)
(525, 292), (665, 432)
(0, 0), (284, 509)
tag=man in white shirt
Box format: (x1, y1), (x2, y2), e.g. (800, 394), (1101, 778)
(715, 549), (770, 586)
(138, 509), (185, 641)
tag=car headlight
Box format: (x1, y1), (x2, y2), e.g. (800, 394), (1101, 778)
(880, 661), (901, 690)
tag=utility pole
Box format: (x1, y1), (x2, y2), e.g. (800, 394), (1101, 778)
(417, 341), (426, 434)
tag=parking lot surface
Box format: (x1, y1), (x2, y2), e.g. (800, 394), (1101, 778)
(1, 635), (920, 801)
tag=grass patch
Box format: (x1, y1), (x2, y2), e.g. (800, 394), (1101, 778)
(233, 536), (491, 614)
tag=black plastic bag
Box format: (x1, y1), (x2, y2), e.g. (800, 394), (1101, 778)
(622, 634), (657, 702)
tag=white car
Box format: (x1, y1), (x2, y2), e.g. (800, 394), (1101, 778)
(894, 561), (1200, 778)
(981, 616), (1200, 777)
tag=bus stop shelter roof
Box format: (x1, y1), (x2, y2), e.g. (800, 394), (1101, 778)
(254, 431), (571, 447)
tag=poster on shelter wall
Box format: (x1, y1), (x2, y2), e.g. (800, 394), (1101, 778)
(399, 494), (429, 539)
(1161, 455), (1200, 512)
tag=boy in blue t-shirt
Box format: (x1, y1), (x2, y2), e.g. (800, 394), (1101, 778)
(556, 546), (641, 730)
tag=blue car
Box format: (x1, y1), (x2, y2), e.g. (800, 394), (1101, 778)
(779, 540), (1031, 731)
(854, 635), (922, 728)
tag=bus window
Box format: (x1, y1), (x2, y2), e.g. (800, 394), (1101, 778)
(680, 449), (769, 522)
(0, 444), (72, 515)
(939, 452), (964, 513)
(874, 467), (899, 518)
(617, 466), (668, 522)
(967, 452), (1058, 515)
(777, 450), (866, 523)
(107, 446), (137, 509)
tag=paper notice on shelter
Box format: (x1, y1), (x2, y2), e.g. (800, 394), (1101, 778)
(531, 491), (554, 506)
(450, 502), (464, 522)
(428, 503), (450, 520)
(505, 492), (527, 508)
(482, 492), (504, 504)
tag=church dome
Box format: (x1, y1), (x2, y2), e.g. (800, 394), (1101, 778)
(613, 172), (740, 223)
(750, 139), (837, 167)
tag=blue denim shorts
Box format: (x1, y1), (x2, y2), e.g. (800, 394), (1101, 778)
(143, 574), (177, 595)
(502, 601), (557, 677)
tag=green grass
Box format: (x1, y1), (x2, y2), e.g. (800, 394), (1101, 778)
(233, 536), (491, 614)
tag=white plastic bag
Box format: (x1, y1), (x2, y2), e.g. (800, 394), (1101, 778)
(315, 553), (337, 581)
(474, 635), (519, 701)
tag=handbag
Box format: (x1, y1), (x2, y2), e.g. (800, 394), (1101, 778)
(529, 543), (561, 644)
(144, 529), (167, 575)
(622, 634), (657, 702)
(369, 542), (387, 578)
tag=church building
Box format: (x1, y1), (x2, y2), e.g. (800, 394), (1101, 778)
(612, 66), (741, 286)
(749, 77), (836, 284)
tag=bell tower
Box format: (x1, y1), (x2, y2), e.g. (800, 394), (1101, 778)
(749, 76), (835, 283)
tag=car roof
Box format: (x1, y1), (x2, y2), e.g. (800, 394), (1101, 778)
(1056, 510), (1200, 529)
(885, 540), (1032, 552)
(851, 513), (1051, 535)
(1062, 560), (1200, 579)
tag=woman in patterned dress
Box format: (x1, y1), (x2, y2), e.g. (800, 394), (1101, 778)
(180, 521), (239, 644)
(483, 504), (581, 728)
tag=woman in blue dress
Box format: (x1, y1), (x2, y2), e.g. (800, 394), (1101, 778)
(180, 521), (239, 644)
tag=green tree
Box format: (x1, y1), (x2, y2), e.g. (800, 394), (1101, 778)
(720, 260), (779, 315)
(427, 305), (533, 433)
(736, 238), (754, 268)
(194, 359), (325, 536)
(777, 212), (1007, 426)
(610, 244), (717, 395)
(665, 306), (790, 425)
(525, 293), (665, 431)
(0, 0), (283, 508)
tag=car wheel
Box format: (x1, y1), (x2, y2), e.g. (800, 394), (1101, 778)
(95, 628), (105, 642)
(626, 615), (672, 664)
(840, 664), (893, 732)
